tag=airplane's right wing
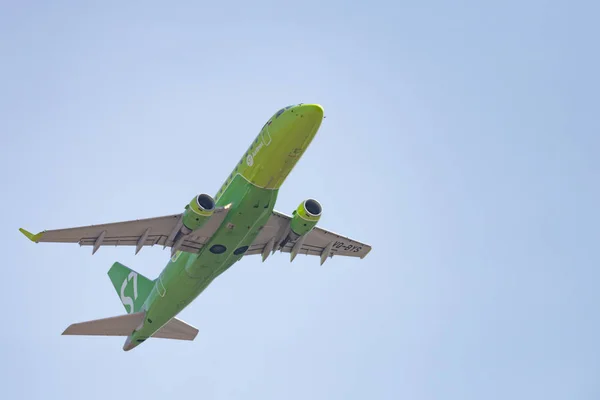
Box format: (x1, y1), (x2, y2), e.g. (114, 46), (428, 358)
(19, 205), (232, 255)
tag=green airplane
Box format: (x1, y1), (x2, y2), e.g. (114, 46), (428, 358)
(20, 103), (371, 351)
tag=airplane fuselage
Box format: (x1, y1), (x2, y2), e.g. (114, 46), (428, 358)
(124, 104), (324, 350)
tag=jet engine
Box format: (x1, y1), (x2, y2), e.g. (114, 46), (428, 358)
(272, 198), (323, 260)
(182, 194), (216, 231)
(280, 198), (322, 246)
(291, 198), (322, 235)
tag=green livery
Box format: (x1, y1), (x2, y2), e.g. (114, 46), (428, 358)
(290, 199), (322, 236)
(108, 263), (154, 314)
(20, 103), (372, 351)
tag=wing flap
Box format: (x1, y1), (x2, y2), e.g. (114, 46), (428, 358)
(25, 214), (182, 243)
(247, 210), (372, 261)
(20, 205), (231, 255)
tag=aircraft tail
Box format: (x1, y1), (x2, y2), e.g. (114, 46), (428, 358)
(61, 262), (199, 350)
(62, 312), (199, 342)
(152, 317), (199, 341)
(107, 262), (154, 314)
(63, 312), (146, 337)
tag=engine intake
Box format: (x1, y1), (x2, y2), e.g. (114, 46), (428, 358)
(182, 193), (216, 231)
(196, 194), (215, 211)
(290, 198), (322, 237)
(303, 199), (322, 217)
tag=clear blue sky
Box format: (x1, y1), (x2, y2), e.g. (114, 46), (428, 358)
(1, 1), (598, 399)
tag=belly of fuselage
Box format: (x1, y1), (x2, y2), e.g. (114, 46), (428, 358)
(129, 182), (276, 347)
(185, 176), (278, 280)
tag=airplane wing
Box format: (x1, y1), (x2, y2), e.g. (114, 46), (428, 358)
(19, 205), (231, 255)
(19, 206), (371, 263)
(246, 210), (372, 264)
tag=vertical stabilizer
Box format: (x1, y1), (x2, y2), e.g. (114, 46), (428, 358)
(108, 262), (154, 314)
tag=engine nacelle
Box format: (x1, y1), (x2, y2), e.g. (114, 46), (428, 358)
(182, 194), (216, 231)
(290, 198), (322, 237)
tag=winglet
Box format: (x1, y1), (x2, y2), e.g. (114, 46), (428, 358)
(360, 246), (372, 259)
(19, 228), (44, 243)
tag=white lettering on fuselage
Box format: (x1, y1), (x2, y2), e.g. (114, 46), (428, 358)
(246, 140), (265, 166)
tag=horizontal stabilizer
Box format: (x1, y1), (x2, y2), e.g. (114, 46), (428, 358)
(153, 317), (199, 341)
(62, 312), (145, 337)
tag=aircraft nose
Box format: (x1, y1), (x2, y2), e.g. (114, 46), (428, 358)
(295, 103), (324, 120)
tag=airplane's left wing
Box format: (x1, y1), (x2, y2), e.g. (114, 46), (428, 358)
(19, 205), (231, 255)
(245, 210), (372, 264)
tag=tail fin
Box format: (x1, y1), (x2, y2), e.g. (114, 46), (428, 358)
(108, 262), (154, 314)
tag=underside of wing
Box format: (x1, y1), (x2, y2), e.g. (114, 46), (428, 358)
(247, 210), (371, 264)
(19, 204), (232, 256)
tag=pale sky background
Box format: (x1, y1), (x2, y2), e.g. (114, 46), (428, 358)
(1, 1), (599, 399)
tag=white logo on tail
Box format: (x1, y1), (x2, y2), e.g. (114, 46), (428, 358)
(120, 271), (139, 313)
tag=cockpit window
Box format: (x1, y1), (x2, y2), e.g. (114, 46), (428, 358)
(275, 105), (295, 119)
